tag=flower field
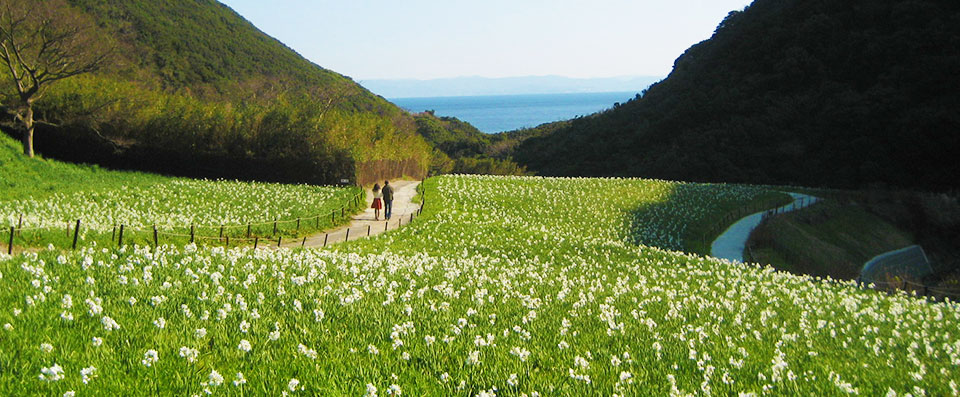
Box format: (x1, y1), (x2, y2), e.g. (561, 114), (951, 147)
(0, 175), (957, 395)
(1, 179), (362, 249)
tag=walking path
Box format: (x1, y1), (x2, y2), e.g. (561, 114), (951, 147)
(710, 192), (819, 262)
(280, 180), (421, 249)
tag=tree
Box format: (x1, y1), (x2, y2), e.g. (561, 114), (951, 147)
(0, 0), (111, 157)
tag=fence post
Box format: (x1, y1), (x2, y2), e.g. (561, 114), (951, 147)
(296, 218), (301, 231)
(254, 237), (259, 249)
(301, 236), (306, 247)
(410, 213), (414, 223)
(367, 225), (371, 237)
(277, 236), (282, 247)
(341, 207), (345, 218)
(272, 218), (278, 236)
(385, 221), (388, 232)
(152, 225), (158, 247)
(72, 219), (81, 250)
(323, 233), (328, 247)
(7, 226), (13, 255)
(225, 235), (229, 248)
(118, 225), (124, 247)
(246, 224), (251, 238)
(190, 225), (195, 244)
(219, 225), (224, 240)
(345, 228), (350, 242)
(111, 224), (116, 242)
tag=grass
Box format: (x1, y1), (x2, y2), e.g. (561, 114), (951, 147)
(0, 133), (365, 251)
(1, 175), (957, 395)
(746, 200), (914, 280)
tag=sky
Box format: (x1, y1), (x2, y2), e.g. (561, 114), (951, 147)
(218, 0), (754, 81)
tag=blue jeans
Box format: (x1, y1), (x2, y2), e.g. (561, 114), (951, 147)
(384, 201), (393, 219)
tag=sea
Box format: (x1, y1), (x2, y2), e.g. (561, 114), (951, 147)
(390, 91), (639, 133)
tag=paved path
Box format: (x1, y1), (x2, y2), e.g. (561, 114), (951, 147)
(710, 192), (819, 262)
(280, 180), (421, 248)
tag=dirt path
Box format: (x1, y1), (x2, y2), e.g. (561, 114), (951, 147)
(280, 180), (421, 248)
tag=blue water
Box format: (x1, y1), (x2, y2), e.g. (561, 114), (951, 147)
(390, 92), (639, 133)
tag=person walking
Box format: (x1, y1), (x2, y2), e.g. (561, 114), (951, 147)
(382, 180), (394, 220)
(371, 183), (383, 220)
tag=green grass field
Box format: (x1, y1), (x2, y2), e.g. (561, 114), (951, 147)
(0, 134), (363, 250)
(1, 174), (956, 395)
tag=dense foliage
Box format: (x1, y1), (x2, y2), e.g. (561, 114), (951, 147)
(3, 0), (430, 185)
(514, 0), (960, 191)
(413, 112), (528, 176)
(2, 175), (957, 395)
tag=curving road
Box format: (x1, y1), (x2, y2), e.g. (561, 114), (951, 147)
(710, 192), (819, 262)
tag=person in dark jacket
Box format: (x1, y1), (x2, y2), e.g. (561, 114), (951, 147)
(382, 180), (394, 220)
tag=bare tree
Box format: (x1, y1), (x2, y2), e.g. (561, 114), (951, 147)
(0, 0), (111, 157)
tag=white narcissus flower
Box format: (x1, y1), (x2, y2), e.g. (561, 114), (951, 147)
(39, 363), (65, 382)
(208, 370), (224, 387)
(238, 339), (252, 353)
(234, 372), (247, 386)
(81, 366), (97, 384)
(40, 343), (54, 353)
(141, 350), (159, 367)
(287, 378), (301, 392)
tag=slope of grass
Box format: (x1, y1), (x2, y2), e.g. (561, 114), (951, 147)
(745, 199), (919, 281)
(0, 134), (363, 250)
(1, 175), (956, 395)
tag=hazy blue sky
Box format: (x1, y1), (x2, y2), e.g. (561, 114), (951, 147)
(219, 0), (753, 80)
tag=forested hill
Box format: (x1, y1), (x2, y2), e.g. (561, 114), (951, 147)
(70, 0), (367, 104)
(15, 0), (428, 186)
(512, 0), (960, 191)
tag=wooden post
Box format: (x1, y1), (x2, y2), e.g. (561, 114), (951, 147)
(410, 213), (414, 223)
(345, 228), (350, 241)
(341, 207), (345, 218)
(118, 225), (124, 247)
(296, 218), (301, 231)
(152, 225), (158, 247)
(225, 235), (229, 248)
(7, 226), (13, 255)
(277, 236), (282, 247)
(301, 236), (307, 247)
(367, 225), (371, 236)
(190, 225), (195, 244)
(72, 220), (81, 250)
(272, 218), (278, 236)
(111, 224), (116, 241)
(219, 225), (224, 239)
(323, 233), (328, 247)
(384, 221), (388, 232)
(254, 237), (259, 249)
(246, 224), (251, 238)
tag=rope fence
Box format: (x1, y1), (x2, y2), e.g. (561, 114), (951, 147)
(4, 183), (430, 254)
(3, 190), (368, 254)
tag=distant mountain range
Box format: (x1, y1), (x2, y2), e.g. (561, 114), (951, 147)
(360, 75), (663, 98)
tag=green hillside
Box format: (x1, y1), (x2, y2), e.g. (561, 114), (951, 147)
(5, 0), (429, 185)
(413, 112), (528, 176)
(512, 0), (960, 191)
(0, 132), (362, 249)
